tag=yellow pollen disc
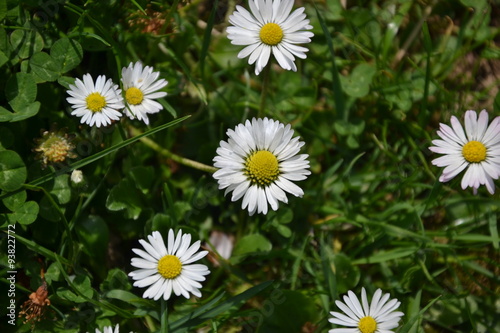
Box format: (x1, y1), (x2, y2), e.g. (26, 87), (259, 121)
(462, 140), (487, 163)
(245, 150), (280, 187)
(86, 92), (106, 112)
(157, 255), (182, 279)
(259, 23), (284, 46)
(125, 87), (144, 105)
(358, 316), (377, 333)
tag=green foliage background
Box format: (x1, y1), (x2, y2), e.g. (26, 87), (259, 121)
(0, 0), (499, 332)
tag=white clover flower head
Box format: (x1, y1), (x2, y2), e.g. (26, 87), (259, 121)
(213, 117), (311, 215)
(329, 288), (404, 333)
(66, 74), (124, 127)
(121, 61), (168, 125)
(429, 109), (500, 194)
(227, 0), (314, 75)
(129, 230), (210, 301)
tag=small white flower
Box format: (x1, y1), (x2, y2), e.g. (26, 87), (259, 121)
(70, 169), (83, 184)
(429, 109), (500, 194)
(66, 74), (124, 127)
(121, 61), (168, 125)
(213, 117), (310, 215)
(129, 230), (210, 301)
(227, 0), (314, 75)
(329, 288), (404, 333)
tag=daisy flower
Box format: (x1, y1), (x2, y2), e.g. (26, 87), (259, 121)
(93, 324), (120, 333)
(121, 61), (168, 125)
(129, 230), (210, 301)
(213, 117), (310, 215)
(227, 0), (314, 75)
(329, 288), (404, 333)
(66, 74), (124, 127)
(429, 109), (500, 194)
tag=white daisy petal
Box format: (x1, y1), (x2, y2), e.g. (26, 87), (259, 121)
(429, 109), (500, 194)
(226, 0), (313, 74)
(213, 117), (310, 215)
(329, 289), (403, 333)
(129, 229), (210, 301)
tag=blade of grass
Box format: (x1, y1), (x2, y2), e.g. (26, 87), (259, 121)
(4, 116), (190, 196)
(313, 2), (346, 121)
(200, 0), (218, 79)
(170, 280), (274, 330)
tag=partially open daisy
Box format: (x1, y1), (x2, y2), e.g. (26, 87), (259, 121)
(66, 74), (124, 127)
(121, 61), (168, 125)
(227, 0), (314, 75)
(129, 230), (210, 301)
(213, 117), (310, 215)
(429, 109), (500, 194)
(329, 288), (404, 333)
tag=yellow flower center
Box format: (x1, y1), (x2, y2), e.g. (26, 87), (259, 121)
(125, 87), (144, 105)
(157, 255), (182, 279)
(259, 23), (284, 46)
(358, 316), (377, 333)
(86, 92), (106, 112)
(245, 150), (280, 187)
(462, 140), (487, 163)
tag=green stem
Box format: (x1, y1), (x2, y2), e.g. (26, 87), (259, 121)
(128, 126), (218, 173)
(258, 65), (270, 118)
(161, 298), (169, 333)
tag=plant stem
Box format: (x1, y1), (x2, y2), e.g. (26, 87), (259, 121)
(258, 65), (270, 118)
(161, 298), (169, 333)
(128, 126), (218, 173)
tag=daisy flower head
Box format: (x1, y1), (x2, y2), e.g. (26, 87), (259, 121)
(227, 0), (314, 75)
(329, 288), (404, 333)
(213, 117), (311, 215)
(93, 324), (120, 333)
(121, 61), (168, 125)
(66, 74), (124, 127)
(429, 109), (500, 194)
(129, 230), (210, 301)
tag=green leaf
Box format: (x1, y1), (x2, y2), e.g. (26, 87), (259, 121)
(106, 178), (143, 219)
(75, 215), (109, 258)
(2, 190), (26, 211)
(0, 0), (6, 22)
(260, 290), (317, 332)
(129, 166), (154, 194)
(50, 38), (83, 73)
(9, 29), (44, 59)
(49, 174), (71, 204)
(0, 126), (14, 149)
(340, 63), (377, 98)
(9, 101), (40, 122)
(0, 150), (27, 192)
(231, 233), (272, 264)
(5, 72), (37, 112)
(276, 224), (292, 238)
(352, 247), (418, 264)
(11, 201), (39, 225)
(29, 51), (60, 82)
(0, 106), (12, 122)
(332, 253), (360, 293)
